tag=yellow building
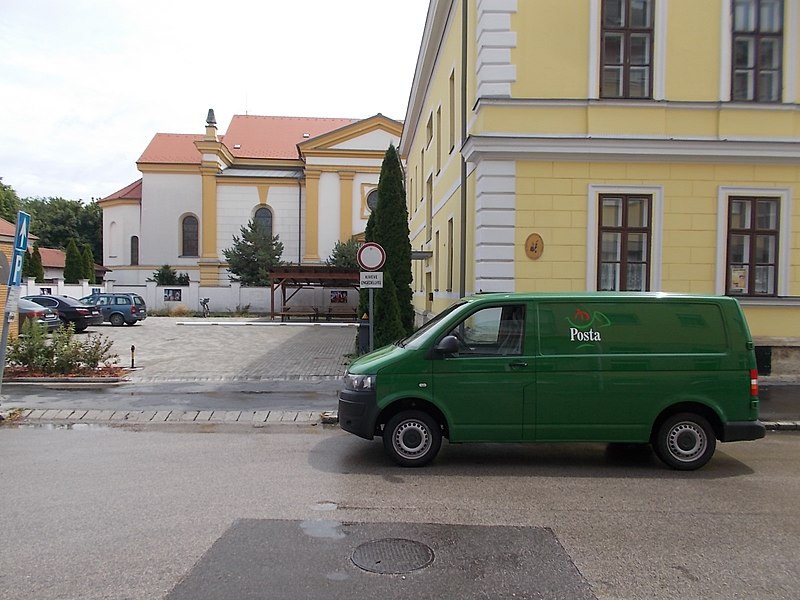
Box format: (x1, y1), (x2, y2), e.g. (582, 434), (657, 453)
(400, 0), (800, 373)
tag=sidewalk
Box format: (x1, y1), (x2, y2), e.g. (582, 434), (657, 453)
(0, 317), (798, 430)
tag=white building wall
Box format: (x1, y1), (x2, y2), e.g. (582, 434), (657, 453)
(331, 130), (399, 151)
(103, 203), (141, 266)
(269, 184), (304, 264)
(140, 172), (202, 267)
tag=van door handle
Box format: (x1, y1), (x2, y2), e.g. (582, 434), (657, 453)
(509, 361), (528, 369)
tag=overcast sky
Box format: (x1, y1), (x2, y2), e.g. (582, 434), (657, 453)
(0, 0), (430, 201)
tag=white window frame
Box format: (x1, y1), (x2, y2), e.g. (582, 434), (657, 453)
(587, 184), (664, 291)
(716, 186), (792, 295)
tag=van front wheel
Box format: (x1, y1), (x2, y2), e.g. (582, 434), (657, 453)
(653, 413), (716, 471)
(383, 411), (442, 467)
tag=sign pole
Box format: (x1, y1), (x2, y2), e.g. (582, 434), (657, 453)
(0, 211), (31, 404)
(369, 289), (374, 352)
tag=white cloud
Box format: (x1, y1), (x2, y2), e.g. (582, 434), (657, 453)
(0, 0), (429, 199)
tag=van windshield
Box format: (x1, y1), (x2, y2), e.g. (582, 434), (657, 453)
(399, 302), (468, 350)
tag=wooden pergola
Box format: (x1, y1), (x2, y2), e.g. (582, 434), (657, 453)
(269, 266), (359, 320)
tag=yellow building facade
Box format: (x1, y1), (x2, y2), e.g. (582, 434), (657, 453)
(401, 0), (800, 368)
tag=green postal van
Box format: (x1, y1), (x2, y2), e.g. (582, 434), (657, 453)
(338, 293), (765, 470)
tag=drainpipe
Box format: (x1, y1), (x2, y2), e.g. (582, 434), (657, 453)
(459, 0), (468, 298)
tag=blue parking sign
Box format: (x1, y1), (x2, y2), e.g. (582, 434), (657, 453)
(8, 211), (30, 286)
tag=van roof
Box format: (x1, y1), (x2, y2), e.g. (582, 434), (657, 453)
(466, 292), (738, 304)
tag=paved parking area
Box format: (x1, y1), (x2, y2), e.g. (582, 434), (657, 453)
(90, 318), (358, 383)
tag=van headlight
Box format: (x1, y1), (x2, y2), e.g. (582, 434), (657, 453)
(344, 373), (376, 391)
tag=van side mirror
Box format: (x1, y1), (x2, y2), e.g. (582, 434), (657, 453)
(435, 335), (459, 355)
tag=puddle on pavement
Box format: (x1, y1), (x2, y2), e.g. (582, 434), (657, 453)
(300, 520), (346, 540)
(9, 422), (114, 431)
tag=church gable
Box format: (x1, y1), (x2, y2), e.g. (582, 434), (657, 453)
(298, 114), (402, 157)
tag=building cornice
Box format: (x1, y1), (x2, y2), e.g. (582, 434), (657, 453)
(463, 135), (800, 164)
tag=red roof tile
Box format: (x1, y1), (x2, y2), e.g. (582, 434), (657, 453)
(103, 179), (142, 201)
(136, 116), (359, 165)
(223, 115), (358, 159)
(38, 247), (65, 269)
(137, 133), (204, 164)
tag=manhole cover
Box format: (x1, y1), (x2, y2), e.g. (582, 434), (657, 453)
(351, 538), (434, 574)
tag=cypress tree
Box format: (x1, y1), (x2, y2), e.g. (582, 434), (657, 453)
(22, 249), (35, 279)
(373, 271), (406, 348)
(82, 244), (96, 284)
(369, 145), (414, 334)
(30, 244), (44, 282)
(63, 239), (82, 283)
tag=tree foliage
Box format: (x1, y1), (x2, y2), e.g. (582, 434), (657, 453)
(63, 240), (83, 283)
(150, 265), (189, 286)
(362, 145), (414, 336)
(0, 180), (21, 223)
(223, 219), (284, 286)
(26, 244), (45, 282)
(20, 197), (103, 264)
(373, 271), (406, 347)
(82, 244), (96, 284)
(326, 239), (360, 269)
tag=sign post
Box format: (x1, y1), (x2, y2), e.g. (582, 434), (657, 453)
(357, 242), (386, 352)
(0, 211), (30, 402)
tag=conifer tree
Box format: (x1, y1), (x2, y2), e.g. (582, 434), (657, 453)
(222, 219), (284, 286)
(373, 271), (406, 348)
(370, 145), (414, 334)
(30, 244), (44, 282)
(82, 244), (96, 284)
(63, 239), (83, 283)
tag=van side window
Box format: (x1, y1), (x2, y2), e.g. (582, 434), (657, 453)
(447, 304), (525, 356)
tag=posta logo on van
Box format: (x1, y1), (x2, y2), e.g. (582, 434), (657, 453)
(566, 308), (611, 346)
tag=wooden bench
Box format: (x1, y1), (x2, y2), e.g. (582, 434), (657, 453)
(279, 306), (319, 322)
(326, 307), (358, 321)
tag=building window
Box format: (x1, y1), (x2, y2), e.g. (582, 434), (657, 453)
(727, 197), (779, 295)
(732, 0), (783, 102)
(130, 236), (139, 266)
(181, 215), (198, 257)
(366, 189), (379, 212)
(598, 194), (652, 291)
(446, 218), (454, 292)
(254, 206), (273, 237)
(449, 70), (456, 153)
(601, 0), (654, 99)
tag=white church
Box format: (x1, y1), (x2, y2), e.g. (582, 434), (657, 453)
(100, 110), (402, 287)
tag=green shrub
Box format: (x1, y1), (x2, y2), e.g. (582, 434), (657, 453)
(6, 320), (118, 374)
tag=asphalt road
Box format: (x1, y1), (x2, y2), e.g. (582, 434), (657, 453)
(1, 425), (798, 599)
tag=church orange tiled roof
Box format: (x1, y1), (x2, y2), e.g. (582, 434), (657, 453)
(137, 115), (358, 165)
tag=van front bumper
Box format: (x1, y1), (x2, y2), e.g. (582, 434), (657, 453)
(338, 389), (379, 440)
(721, 420), (766, 442)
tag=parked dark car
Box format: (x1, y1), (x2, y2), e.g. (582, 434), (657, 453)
(22, 295), (103, 332)
(17, 298), (61, 333)
(79, 293), (147, 326)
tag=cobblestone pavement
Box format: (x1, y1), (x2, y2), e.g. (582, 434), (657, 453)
(93, 317), (357, 383)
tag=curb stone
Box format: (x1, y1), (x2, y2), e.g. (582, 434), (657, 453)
(3, 409), (796, 432)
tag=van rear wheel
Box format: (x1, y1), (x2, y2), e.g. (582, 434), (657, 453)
(653, 413), (716, 471)
(383, 410), (441, 467)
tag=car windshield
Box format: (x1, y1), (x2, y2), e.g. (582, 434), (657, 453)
(399, 301), (469, 350)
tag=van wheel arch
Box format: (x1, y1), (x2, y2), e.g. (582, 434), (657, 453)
(651, 402), (723, 442)
(377, 398), (449, 440)
(651, 404), (721, 470)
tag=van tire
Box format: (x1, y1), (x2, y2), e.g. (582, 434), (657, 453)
(383, 410), (442, 467)
(109, 313), (125, 327)
(653, 413), (716, 471)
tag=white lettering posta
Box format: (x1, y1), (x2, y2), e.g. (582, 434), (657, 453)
(570, 327), (601, 342)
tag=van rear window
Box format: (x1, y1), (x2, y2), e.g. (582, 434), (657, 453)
(537, 302), (728, 355)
